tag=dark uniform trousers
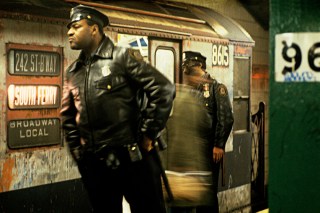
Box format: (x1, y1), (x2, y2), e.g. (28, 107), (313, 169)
(77, 147), (166, 213)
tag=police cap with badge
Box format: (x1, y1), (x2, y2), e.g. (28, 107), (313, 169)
(182, 51), (207, 72)
(67, 5), (109, 28)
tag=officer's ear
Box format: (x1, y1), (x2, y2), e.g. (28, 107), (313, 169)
(91, 24), (99, 35)
(86, 19), (99, 35)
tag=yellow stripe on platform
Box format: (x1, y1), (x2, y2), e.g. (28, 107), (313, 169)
(257, 209), (269, 213)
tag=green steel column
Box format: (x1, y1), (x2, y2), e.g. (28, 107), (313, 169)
(270, 0), (320, 212)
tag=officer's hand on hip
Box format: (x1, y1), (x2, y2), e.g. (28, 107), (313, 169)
(213, 147), (224, 163)
(141, 135), (153, 152)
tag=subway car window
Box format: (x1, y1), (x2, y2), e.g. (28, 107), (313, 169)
(233, 57), (250, 131)
(234, 58), (250, 97)
(117, 34), (148, 60)
(155, 48), (174, 83)
(117, 34), (174, 83)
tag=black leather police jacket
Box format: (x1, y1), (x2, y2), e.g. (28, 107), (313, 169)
(199, 74), (234, 149)
(60, 36), (175, 154)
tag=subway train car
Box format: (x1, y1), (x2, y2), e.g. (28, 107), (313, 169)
(0, 0), (254, 212)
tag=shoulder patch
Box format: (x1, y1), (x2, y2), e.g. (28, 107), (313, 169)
(218, 84), (228, 96)
(128, 49), (144, 62)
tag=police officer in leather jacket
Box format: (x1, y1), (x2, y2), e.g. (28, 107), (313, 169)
(60, 5), (175, 213)
(169, 51), (233, 213)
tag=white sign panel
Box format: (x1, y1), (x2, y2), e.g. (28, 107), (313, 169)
(275, 32), (320, 82)
(7, 84), (60, 109)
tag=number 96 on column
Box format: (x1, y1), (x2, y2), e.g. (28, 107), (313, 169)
(275, 32), (320, 82)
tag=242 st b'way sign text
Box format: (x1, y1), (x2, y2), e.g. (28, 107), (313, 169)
(8, 49), (60, 76)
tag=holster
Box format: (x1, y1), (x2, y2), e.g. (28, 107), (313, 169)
(94, 143), (143, 169)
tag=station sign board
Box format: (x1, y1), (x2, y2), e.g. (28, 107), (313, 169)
(6, 43), (63, 149)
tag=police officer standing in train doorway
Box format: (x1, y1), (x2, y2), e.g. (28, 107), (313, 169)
(60, 4), (175, 213)
(170, 51), (234, 213)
